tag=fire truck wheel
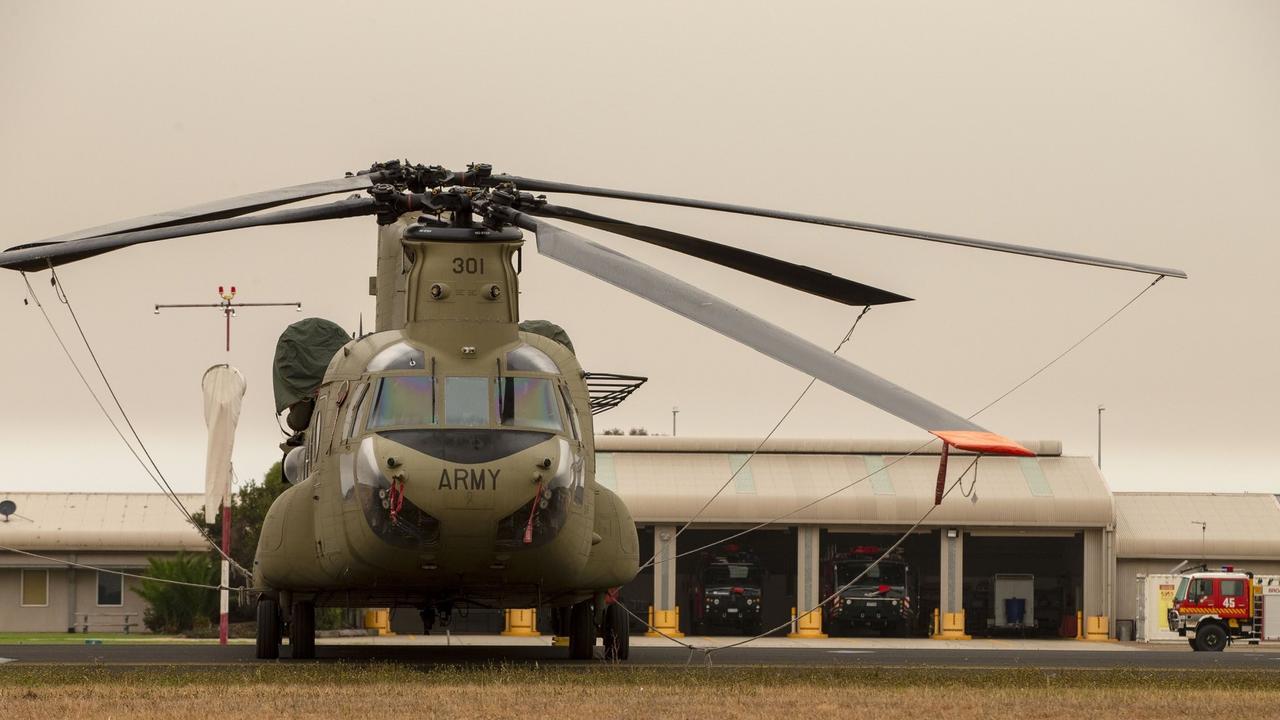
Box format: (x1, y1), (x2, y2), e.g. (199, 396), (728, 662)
(1194, 623), (1228, 652)
(1187, 637), (1197, 650)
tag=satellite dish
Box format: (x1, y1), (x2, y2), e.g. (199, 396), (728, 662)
(0, 500), (15, 521)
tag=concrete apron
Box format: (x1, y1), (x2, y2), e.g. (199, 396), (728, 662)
(314, 635), (1143, 651)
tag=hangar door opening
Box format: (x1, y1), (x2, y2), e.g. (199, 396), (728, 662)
(821, 529), (938, 637)
(674, 528), (796, 636)
(963, 532), (1083, 638)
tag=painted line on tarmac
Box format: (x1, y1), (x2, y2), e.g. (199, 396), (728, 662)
(828, 650), (875, 654)
(0, 658), (15, 665)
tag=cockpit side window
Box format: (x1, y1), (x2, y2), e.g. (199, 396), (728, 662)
(444, 376), (490, 427)
(494, 377), (564, 432)
(367, 375), (436, 430)
(343, 382), (370, 442)
(559, 385), (580, 440)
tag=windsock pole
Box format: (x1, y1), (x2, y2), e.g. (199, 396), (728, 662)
(220, 499), (230, 646)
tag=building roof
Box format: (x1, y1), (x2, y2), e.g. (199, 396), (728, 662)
(0, 493), (207, 552)
(597, 437), (1112, 528)
(594, 436), (1063, 456)
(1115, 492), (1280, 560)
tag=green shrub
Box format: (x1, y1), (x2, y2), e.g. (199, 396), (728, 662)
(132, 552), (217, 633)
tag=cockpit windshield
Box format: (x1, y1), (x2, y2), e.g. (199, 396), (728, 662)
(496, 377), (564, 432)
(362, 372), (568, 434)
(366, 375), (435, 430)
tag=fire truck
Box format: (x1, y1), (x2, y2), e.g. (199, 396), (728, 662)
(1167, 567), (1265, 651)
(822, 545), (917, 637)
(689, 546), (764, 636)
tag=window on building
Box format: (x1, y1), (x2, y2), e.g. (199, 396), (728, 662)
(97, 571), (123, 607)
(20, 569), (48, 607)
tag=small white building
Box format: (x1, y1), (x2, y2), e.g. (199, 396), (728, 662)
(0, 493), (205, 633)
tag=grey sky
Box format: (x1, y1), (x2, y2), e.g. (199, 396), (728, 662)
(1, 1), (1276, 496)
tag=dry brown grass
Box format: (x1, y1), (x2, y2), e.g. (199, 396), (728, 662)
(1, 666), (1276, 720)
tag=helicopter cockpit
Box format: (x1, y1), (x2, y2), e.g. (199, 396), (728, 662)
(329, 338), (586, 551)
(351, 340), (580, 438)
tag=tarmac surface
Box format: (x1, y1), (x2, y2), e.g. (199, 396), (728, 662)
(2, 636), (1280, 668)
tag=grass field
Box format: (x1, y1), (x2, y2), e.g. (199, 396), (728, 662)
(1, 665), (1277, 719)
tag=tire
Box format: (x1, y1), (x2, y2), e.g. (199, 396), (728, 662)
(1187, 637), (1198, 650)
(255, 597), (281, 660)
(290, 600), (316, 659)
(603, 603), (630, 661)
(568, 600), (595, 660)
(1194, 623), (1228, 652)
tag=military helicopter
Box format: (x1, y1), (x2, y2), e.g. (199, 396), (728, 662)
(0, 160), (1185, 661)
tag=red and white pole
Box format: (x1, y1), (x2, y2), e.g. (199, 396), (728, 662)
(219, 498), (230, 646)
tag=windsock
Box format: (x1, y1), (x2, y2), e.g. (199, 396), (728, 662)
(202, 364), (246, 522)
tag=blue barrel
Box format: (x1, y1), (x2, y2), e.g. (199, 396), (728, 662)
(1005, 598), (1026, 625)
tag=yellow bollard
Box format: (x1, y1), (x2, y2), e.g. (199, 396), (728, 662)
(645, 604), (685, 638)
(787, 606), (828, 639)
(363, 608), (393, 636)
(1084, 615), (1111, 641)
(1075, 610), (1084, 640)
(501, 608), (541, 637)
(931, 609), (970, 639)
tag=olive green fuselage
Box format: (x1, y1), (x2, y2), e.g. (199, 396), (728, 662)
(252, 216), (639, 609)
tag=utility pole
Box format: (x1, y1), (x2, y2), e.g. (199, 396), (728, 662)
(1191, 521), (1207, 564)
(155, 285), (301, 351)
(1096, 404), (1106, 469)
(672, 406), (679, 437)
(156, 286), (298, 647)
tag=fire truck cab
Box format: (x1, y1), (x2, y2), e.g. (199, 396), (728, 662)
(1168, 567), (1262, 651)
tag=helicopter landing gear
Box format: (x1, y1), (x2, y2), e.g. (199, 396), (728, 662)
(602, 601), (630, 661)
(568, 600), (595, 660)
(289, 600), (315, 659)
(255, 596), (281, 660)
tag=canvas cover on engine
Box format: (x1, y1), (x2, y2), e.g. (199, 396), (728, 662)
(519, 319), (575, 354)
(272, 318), (352, 413)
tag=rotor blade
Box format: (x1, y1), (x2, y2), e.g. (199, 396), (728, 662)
(524, 203), (911, 307)
(518, 214), (1014, 440)
(6, 174), (377, 255)
(495, 175), (1187, 279)
(0, 197), (379, 272)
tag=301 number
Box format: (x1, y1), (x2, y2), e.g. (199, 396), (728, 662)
(452, 257), (484, 274)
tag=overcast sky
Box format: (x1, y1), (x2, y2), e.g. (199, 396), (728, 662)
(1, 1), (1276, 498)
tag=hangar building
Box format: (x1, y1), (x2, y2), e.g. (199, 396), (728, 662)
(2, 438), (1278, 639)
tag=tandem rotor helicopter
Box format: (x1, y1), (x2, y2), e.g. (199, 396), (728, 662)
(0, 160), (1185, 660)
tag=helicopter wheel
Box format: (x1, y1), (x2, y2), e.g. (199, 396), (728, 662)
(290, 600), (315, 659)
(255, 596), (281, 660)
(602, 602), (630, 661)
(568, 600), (595, 660)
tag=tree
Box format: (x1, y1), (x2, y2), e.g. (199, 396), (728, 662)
(132, 552), (217, 633)
(193, 461), (287, 576)
(601, 428), (624, 435)
(628, 427), (648, 436)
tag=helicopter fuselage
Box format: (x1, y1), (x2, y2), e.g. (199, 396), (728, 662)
(252, 220), (639, 610)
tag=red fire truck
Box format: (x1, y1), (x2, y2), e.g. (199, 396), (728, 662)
(1167, 567), (1264, 651)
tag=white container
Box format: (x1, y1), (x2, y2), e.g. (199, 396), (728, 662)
(1135, 573), (1182, 642)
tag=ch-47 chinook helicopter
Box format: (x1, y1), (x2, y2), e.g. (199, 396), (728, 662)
(0, 160), (1186, 661)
